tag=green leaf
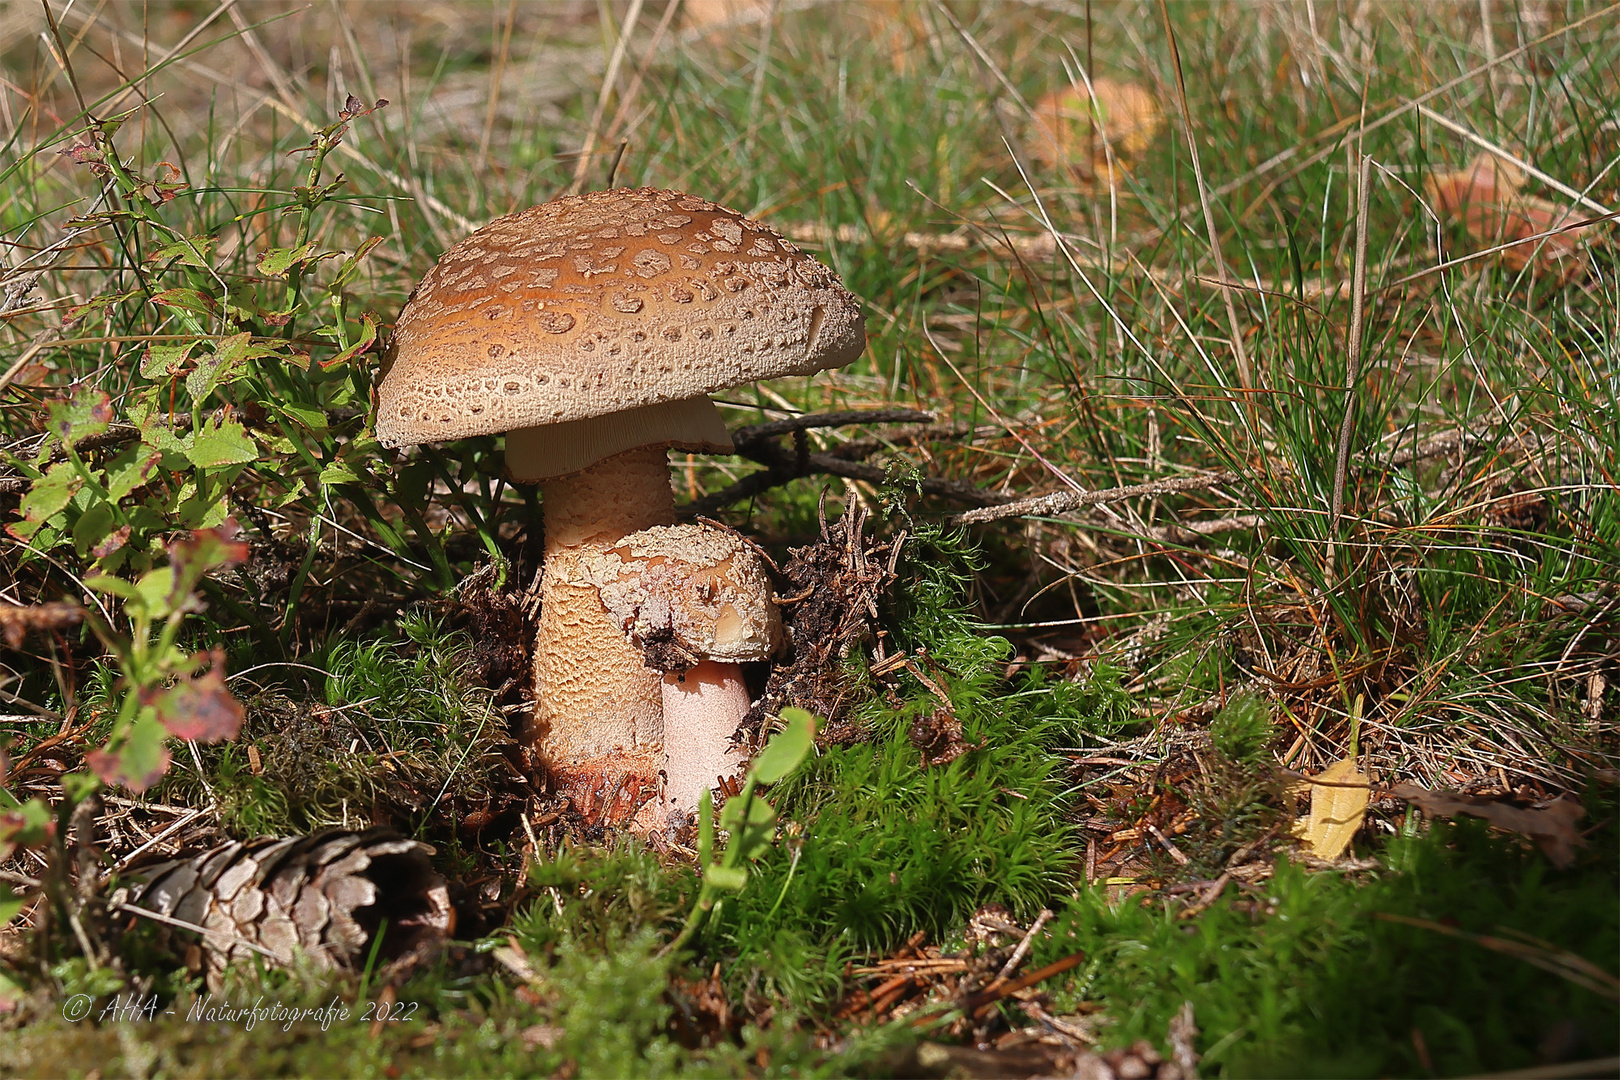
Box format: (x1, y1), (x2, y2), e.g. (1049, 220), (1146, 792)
(84, 572), (138, 600)
(0, 797), (53, 862)
(146, 235), (215, 268)
(48, 389), (113, 445)
(703, 864), (748, 892)
(139, 340), (196, 379)
(65, 289), (142, 324)
(149, 287), (216, 315)
(326, 235), (384, 292)
(319, 313), (377, 370)
(18, 461), (82, 524)
(255, 241), (316, 278)
(274, 402), (330, 437)
(318, 460), (360, 486)
(105, 447), (162, 500)
(697, 789), (715, 869)
(132, 565), (180, 618)
(719, 791), (773, 833)
(185, 332), (260, 401)
(185, 415), (256, 469)
(752, 708), (817, 783)
(141, 420), (191, 470)
(71, 502), (116, 559)
(0, 884), (24, 928)
(86, 715), (171, 794)
(61, 771), (102, 803)
(393, 461), (432, 506)
(719, 793), (778, 861)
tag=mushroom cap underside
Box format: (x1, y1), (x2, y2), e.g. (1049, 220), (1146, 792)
(376, 188), (866, 449)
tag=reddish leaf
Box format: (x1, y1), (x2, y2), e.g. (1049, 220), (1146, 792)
(0, 802), (55, 863)
(1390, 782), (1587, 869)
(1425, 154), (1593, 276)
(56, 134), (108, 175)
(87, 748), (171, 793)
(57, 136), (102, 165)
(150, 287), (217, 315)
(49, 389), (113, 445)
(142, 161), (187, 204)
(168, 521), (250, 577)
(142, 649), (244, 742)
(91, 525), (132, 560)
(319, 313), (378, 369)
(339, 95), (388, 121)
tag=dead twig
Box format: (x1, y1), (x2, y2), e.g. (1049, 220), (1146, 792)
(948, 471), (1236, 526)
(684, 410), (1002, 515)
(958, 951), (1087, 1020)
(1328, 150), (1374, 580)
(730, 408), (936, 449)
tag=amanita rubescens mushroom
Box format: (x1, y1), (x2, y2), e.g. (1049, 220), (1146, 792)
(374, 188), (864, 826)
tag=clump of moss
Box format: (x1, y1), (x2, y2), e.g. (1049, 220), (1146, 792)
(690, 525), (1120, 1008)
(1036, 797), (1619, 1077)
(163, 609), (515, 842)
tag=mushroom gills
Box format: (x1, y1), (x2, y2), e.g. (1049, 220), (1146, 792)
(505, 396), (734, 483)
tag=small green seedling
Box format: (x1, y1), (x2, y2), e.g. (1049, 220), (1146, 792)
(80, 524), (250, 793)
(662, 708), (817, 957)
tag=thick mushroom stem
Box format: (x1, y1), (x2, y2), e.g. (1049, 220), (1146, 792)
(660, 662), (751, 816)
(532, 446), (675, 821)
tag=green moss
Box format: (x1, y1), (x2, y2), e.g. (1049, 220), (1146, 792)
(690, 526), (1103, 1006)
(1034, 798), (1620, 1078)
(160, 609), (506, 841)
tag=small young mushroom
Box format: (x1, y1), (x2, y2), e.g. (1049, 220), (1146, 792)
(583, 523), (782, 821)
(375, 188), (864, 825)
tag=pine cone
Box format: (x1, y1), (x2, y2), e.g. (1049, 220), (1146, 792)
(124, 827), (453, 989)
(1069, 1004), (1199, 1080)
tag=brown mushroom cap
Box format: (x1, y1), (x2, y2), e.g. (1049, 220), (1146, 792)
(583, 523), (782, 668)
(375, 188), (866, 451)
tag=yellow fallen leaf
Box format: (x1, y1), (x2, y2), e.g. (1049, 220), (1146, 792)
(1296, 756), (1370, 860)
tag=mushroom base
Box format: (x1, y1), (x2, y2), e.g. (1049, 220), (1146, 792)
(549, 752), (662, 826)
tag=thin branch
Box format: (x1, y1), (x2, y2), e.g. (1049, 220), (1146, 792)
(678, 409), (999, 516)
(731, 408), (936, 448)
(949, 472), (1237, 527)
(684, 448), (1003, 518)
(1328, 151), (1373, 579)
